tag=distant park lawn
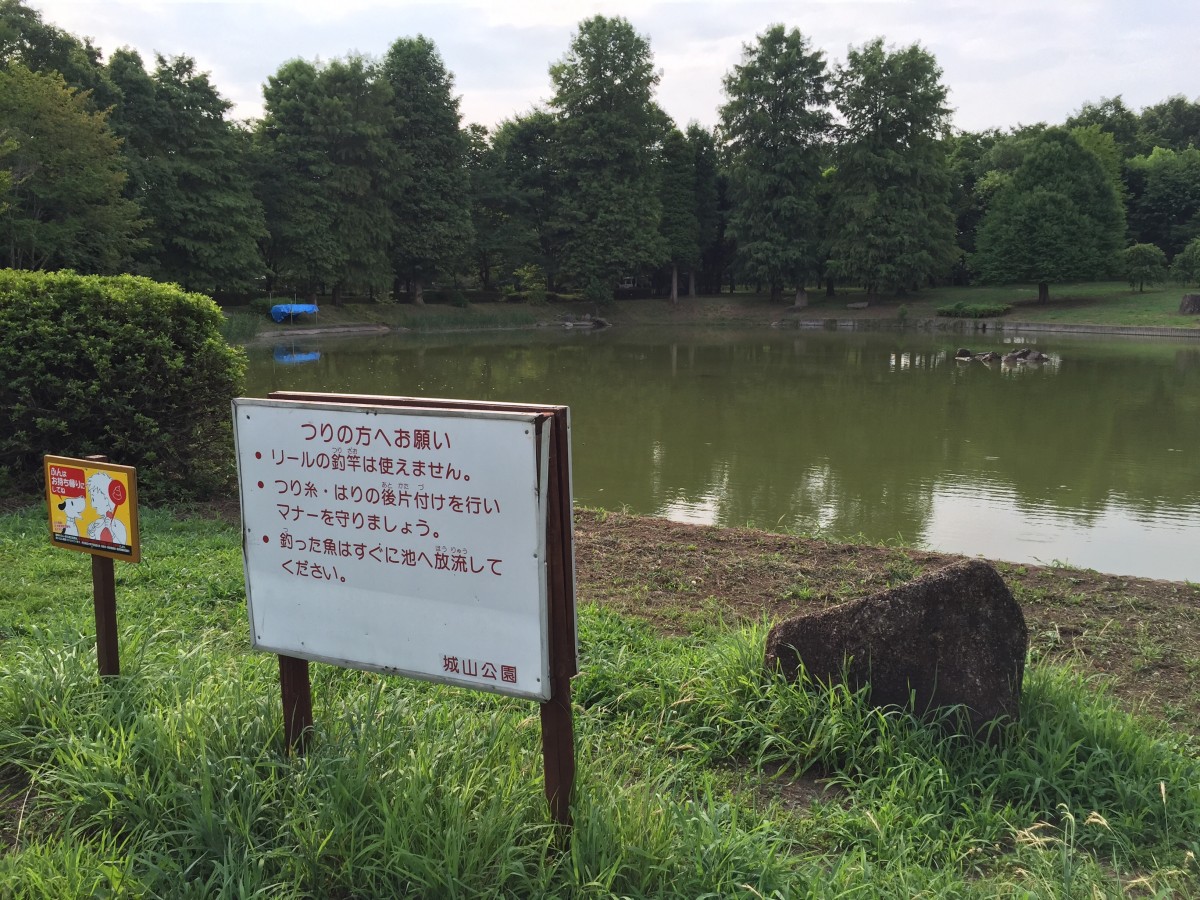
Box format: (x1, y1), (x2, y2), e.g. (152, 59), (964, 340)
(917, 282), (1200, 328)
(788, 281), (1200, 328)
(222, 281), (1200, 342)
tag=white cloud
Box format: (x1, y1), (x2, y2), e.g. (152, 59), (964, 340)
(27, 0), (1200, 131)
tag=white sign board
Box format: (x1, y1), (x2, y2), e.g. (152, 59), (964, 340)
(233, 398), (552, 700)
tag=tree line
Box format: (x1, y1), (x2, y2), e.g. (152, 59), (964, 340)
(3, 0), (1200, 305)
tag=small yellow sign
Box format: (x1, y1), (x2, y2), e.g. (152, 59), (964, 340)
(44, 455), (140, 563)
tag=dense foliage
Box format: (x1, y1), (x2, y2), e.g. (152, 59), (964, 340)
(0, 64), (142, 271)
(973, 129), (1126, 302)
(0, 269), (245, 498)
(825, 39), (958, 297)
(1122, 242), (1168, 291)
(549, 15), (667, 302)
(2, 0), (1200, 300)
(719, 25), (830, 304)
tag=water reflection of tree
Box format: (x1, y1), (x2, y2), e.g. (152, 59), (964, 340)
(244, 330), (1200, 544)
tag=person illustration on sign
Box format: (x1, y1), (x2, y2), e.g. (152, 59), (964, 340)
(86, 471), (128, 546)
(58, 496), (87, 536)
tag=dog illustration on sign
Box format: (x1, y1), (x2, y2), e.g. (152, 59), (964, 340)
(57, 496), (86, 536)
(86, 471), (128, 545)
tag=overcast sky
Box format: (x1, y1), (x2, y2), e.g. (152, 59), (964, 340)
(29, 0), (1199, 134)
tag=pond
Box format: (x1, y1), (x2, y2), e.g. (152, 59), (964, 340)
(245, 326), (1200, 582)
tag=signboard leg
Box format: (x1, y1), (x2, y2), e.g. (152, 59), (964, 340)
(540, 681), (575, 829)
(279, 655), (313, 753)
(91, 555), (119, 678)
(541, 408), (576, 831)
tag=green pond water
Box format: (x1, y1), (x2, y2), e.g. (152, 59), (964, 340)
(245, 326), (1200, 582)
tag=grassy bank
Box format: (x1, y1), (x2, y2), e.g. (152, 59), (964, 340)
(221, 283), (1200, 342)
(2, 507), (1198, 897)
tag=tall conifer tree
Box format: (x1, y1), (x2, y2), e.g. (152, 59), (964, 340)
(826, 39), (957, 297)
(549, 16), (667, 301)
(383, 36), (472, 303)
(719, 25), (830, 305)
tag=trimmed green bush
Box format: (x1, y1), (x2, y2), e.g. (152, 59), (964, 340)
(0, 269), (246, 500)
(936, 301), (1011, 319)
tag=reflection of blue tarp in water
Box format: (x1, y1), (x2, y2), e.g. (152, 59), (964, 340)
(273, 345), (321, 365)
(270, 303), (319, 323)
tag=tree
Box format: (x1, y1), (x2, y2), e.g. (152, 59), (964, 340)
(825, 39), (957, 298)
(0, 0), (115, 108)
(1121, 243), (1167, 291)
(1070, 124), (1125, 211)
(256, 56), (398, 302)
(718, 25), (830, 305)
(1124, 147), (1200, 259)
(657, 128), (700, 303)
(946, 128), (1031, 283)
(549, 15), (667, 301)
(256, 59), (342, 300)
(686, 123), (722, 296)
(973, 128), (1125, 302)
(315, 56), (399, 302)
(489, 111), (564, 288)
(1171, 237), (1200, 286)
(0, 64), (142, 271)
(1137, 95), (1200, 153)
(107, 51), (266, 294)
(1066, 96), (1142, 159)
(383, 35), (472, 303)
(464, 123), (504, 290)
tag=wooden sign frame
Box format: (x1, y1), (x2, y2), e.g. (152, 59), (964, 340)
(44, 454), (140, 563)
(250, 391), (578, 828)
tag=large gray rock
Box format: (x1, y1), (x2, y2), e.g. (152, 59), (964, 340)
(765, 560), (1027, 737)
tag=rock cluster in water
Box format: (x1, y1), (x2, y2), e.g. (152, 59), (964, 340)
(954, 346), (1050, 364)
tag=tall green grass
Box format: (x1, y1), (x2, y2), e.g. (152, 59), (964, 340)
(1, 509), (1197, 898)
(218, 310), (263, 344)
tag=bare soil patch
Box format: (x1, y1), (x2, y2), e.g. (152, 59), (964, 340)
(573, 509), (1200, 738)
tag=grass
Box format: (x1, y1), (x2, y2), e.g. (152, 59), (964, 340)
(221, 299), (541, 342)
(773, 282), (1200, 329)
(218, 281), (1200, 343)
(1, 508), (1198, 897)
(935, 301), (1012, 318)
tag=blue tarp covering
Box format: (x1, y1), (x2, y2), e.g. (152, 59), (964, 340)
(272, 346), (321, 365)
(270, 303), (319, 323)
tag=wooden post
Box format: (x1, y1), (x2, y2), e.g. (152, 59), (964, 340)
(84, 454), (120, 678)
(91, 555), (119, 678)
(279, 654), (313, 754)
(539, 409), (577, 830)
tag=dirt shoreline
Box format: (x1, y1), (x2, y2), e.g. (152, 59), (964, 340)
(571, 509), (1200, 741)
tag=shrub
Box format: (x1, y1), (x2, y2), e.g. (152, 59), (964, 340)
(513, 264), (547, 305)
(1171, 237), (1200, 287)
(0, 269), (246, 500)
(936, 301), (1011, 319)
(1121, 242), (1168, 292)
